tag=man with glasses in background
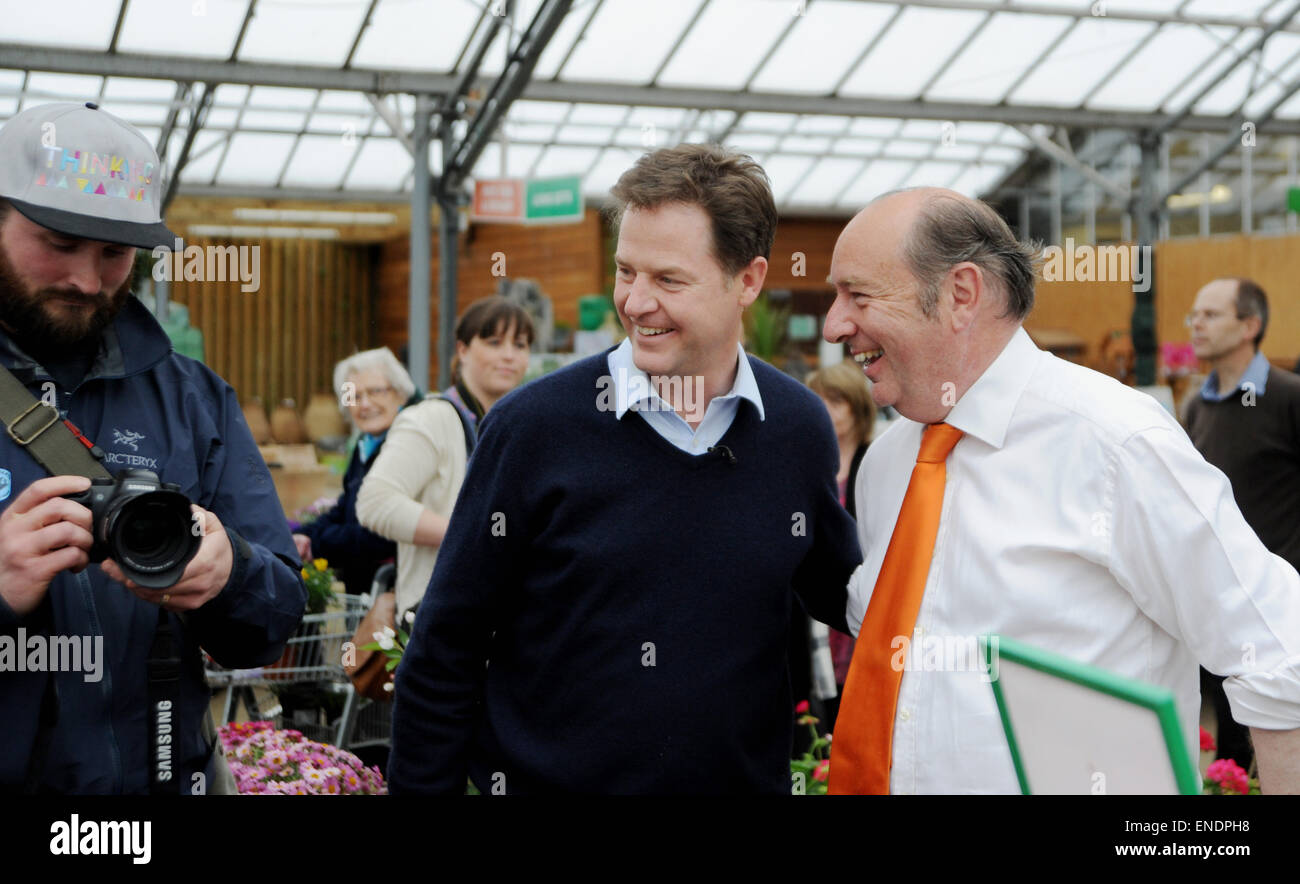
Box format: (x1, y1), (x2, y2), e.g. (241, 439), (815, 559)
(1183, 278), (1300, 775)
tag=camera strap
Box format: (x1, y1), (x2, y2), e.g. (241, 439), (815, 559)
(0, 363), (111, 480)
(0, 363), (180, 794)
(147, 607), (182, 795)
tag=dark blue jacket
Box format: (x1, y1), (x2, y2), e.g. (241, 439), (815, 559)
(299, 440), (396, 596)
(0, 297), (306, 794)
(388, 351), (861, 794)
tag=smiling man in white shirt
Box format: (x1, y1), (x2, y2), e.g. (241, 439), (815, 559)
(822, 186), (1300, 795)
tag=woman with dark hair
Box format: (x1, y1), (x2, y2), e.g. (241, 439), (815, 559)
(357, 297), (534, 621)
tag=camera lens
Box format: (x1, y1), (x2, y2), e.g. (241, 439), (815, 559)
(105, 490), (202, 589)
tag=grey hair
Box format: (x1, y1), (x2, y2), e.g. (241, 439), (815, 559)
(332, 347), (416, 414)
(885, 189), (1040, 321)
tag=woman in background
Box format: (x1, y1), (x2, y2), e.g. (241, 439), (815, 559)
(357, 297), (534, 622)
(293, 347), (415, 596)
(806, 359), (877, 733)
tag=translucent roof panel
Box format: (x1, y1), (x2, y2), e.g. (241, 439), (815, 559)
(24, 73), (103, 107)
(178, 131), (233, 183)
(344, 138), (414, 190)
(471, 142), (546, 179)
(1219, 33), (1300, 118)
(785, 157), (870, 207)
(1087, 24), (1230, 110)
(118, 0), (246, 58)
(567, 104), (630, 125)
(749, 1), (900, 95)
(839, 159), (917, 207)
(214, 133), (299, 185)
(239, 0), (368, 66)
(510, 100), (571, 123)
(782, 135), (833, 153)
(1195, 31), (1300, 117)
(764, 154), (816, 203)
(1185, 0), (1275, 14)
(554, 124), (615, 145)
(899, 160), (966, 190)
(657, 0), (796, 90)
(532, 1), (599, 79)
(530, 145), (600, 177)
(584, 147), (642, 196)
(0, 0), (117, 49)
(1008, 17), (1157, 106)
(839, 7), (988, 99)
(281, 134), (360, 189)
(351, 0), (479, 71)
(559, 0), (702, 83)
(927, 13), (1074, 103)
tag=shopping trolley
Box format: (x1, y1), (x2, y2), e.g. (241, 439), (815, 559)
(333, 563), (396, 752)
(205, 591), (369, 746)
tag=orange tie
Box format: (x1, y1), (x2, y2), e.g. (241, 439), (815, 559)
(829, 422), (964, 795)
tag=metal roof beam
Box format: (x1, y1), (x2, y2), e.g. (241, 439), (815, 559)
(13, 44), (1300, 134)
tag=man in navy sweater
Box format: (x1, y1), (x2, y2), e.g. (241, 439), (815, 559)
(389, 144), (862, 794)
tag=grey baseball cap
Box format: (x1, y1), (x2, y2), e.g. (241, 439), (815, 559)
(0, 101), (176, 249)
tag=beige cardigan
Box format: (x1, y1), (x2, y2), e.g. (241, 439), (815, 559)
(355, 397), (469, 618)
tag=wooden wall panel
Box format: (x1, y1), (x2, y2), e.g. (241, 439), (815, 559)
(167, 237), (379, 410)
(375, 209), (605, 388)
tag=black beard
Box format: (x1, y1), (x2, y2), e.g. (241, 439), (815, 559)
(0, 240), (133, 360)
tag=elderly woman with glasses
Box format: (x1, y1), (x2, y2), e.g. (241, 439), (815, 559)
(292, 347), (417, 596)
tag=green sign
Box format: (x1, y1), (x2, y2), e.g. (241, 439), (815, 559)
(1288, 186), (1300, 214)
(525, 176), (583, 222)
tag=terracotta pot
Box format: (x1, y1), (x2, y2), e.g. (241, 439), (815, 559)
(270, 399), (309, 444)
(242, 397), (272, 445)
(304, 392), (347, 442)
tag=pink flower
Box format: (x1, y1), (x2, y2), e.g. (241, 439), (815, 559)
(812, 760), (830, 782)
(1199, 727), (1216, 752)
(794, 700), (810, 715)
(1206, 759), (1251, 795)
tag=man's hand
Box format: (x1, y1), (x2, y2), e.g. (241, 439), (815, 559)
(292, 533), (311, 561)
(0, 476), (95, 617)
(102, 505), (233, 611)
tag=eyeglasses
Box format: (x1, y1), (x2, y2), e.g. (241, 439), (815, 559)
(352, 385), (395, 404)
(1184, 310), (1231, 327)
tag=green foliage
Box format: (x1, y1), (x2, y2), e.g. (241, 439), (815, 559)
(746, 292), (789, 362)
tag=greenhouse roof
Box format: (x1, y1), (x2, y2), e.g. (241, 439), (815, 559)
(3, 0), (1300, 217)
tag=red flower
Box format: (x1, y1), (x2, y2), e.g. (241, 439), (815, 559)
(794, 700), (810, 715)
(813, 760), (830, 782)
(1199, 726), (1216, 752)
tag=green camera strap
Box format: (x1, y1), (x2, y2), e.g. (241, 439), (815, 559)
(0, 363), (111, 480)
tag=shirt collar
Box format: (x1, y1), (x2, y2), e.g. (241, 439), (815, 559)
(1200, 351), (1271, 401)
(942, 326), (1041, 450)
(606, 338), (765, 421)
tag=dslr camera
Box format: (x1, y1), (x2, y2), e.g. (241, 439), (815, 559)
(64, 469), (202, 589)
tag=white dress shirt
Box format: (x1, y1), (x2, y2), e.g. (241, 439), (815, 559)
(606, 338), (764, 454)
(848, 327), (1300, 794)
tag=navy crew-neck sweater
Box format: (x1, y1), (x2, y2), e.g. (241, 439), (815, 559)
(388, 350), (862, 794)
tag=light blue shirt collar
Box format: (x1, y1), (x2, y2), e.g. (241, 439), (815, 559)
(606, 338), (765, 422)
(1200, 351), (1270, 402)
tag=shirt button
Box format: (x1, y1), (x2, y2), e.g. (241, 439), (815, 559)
(899, 708), (911, 722)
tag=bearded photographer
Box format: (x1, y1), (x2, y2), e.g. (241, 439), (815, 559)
(0, 103), (305, 795)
